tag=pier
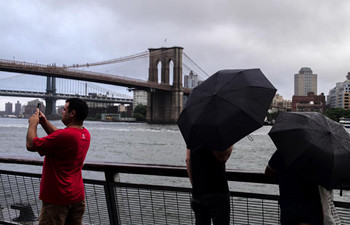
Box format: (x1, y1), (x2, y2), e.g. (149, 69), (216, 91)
(0, 156), (350, 224)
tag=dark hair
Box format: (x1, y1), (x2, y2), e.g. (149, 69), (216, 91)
(66, 98), (89, 122)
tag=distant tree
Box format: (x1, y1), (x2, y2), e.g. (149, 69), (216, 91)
(133, 104), (147, 121)
(323, 108), (350, 122)
(266, 111), (279, 123)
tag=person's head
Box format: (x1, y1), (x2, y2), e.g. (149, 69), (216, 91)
(61, 98), (88, 126)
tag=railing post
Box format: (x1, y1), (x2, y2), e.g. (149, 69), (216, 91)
(0, 204), (3, 222)
(104, 171), (120, 225)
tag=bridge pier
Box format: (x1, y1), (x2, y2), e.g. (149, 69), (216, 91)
(45, 76), (58, 118)
(45, 97), (57, 117)
(147, 47), (184, 123)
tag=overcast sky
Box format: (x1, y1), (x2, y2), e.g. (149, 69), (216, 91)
(1, 0), (350, 110)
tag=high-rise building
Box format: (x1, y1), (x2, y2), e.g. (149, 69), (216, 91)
(15, 101), (21, 115)
(5, 102), (12, 114)
(327, 72), (350, 109)
(24, 99), (44, 118)
(184, 71), (202, 88)
(294, 67), (317, 96)
(270, 94), (292, 112)
(133, 90), (147, 110)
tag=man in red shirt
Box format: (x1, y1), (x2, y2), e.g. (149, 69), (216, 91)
(26, 98), (91, 225)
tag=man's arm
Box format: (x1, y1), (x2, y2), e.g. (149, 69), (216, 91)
(264, 165), (277, 177)
(186, 149), (193, 185)
(264, 165), (278, 183)
(39, 111), (58, 135)
(212, 145), (233, 163)
(26, 109), (40, 152)
(265, 150), (279, 179)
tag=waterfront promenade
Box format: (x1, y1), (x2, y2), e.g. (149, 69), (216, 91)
(1, 156), (350, 224)
(0, 156), (280, 224)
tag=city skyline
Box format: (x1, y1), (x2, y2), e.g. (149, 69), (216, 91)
(0, 97), (65, 112)
(1, 1), (350, 107)
(1, 67), (350, 111)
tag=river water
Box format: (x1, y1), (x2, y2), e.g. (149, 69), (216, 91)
(0, 117), (276, 171)
(0, 117), (279, 192)
(1, 117), (350, 201)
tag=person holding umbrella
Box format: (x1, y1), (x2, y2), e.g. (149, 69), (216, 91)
(178, 69), (276, 225)
(186, 145), (233, 225)
(265, 150), (323, 225)
(266, 111), (348, 225)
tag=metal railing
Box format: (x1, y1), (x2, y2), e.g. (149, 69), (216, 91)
(0, 156), (349, 224)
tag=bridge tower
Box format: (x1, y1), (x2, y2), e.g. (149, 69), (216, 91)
(45, 76), (57, 117)
(147, 46), (183, 123)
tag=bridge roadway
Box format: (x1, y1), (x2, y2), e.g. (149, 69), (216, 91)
(0, 59), (191, 95)
(0, 89), (133, 104)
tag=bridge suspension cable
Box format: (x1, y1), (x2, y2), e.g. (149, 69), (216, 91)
(0, 73), (46, 92)
(66, 48), (178, 69)
(67, 51), (149, 68)
(55, 78), (131, 98)
(79, 81), (131, 98)
(182, 52), (210, 77)
(62, 48), (210, 83)
(0, 74), (26, 81)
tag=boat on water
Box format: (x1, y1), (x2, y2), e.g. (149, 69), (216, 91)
(339, 117), (350, 128)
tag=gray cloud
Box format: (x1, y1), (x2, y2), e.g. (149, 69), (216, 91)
(1, 0), (350, 110)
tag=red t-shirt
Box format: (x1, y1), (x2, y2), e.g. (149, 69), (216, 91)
(33, 127), (91, 205)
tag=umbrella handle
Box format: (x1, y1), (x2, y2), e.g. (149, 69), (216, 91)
(247, 135), (254, 141)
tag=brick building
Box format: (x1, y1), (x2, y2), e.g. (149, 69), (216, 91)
(292, 92), (326, 112)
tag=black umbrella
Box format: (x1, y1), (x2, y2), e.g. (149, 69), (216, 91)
(268, 112), (350, 189)
(177, 69), (276, 151)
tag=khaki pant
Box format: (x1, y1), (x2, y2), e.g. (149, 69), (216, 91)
(39, 200), (85, 225)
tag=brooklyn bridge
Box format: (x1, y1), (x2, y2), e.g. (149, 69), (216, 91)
(0, 47), (207, 123)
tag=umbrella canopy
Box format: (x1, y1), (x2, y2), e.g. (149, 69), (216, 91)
(177, 69), (276, 151)
(268, 112), (350, 189)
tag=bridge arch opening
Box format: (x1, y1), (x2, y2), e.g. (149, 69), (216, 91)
(169, 60), (174, 86)
(157, 60), (161, 84)
(153, 58), (173, 85)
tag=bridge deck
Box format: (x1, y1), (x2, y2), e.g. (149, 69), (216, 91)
(0, 89), (133, 103)
(0, 59), (191, 94)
